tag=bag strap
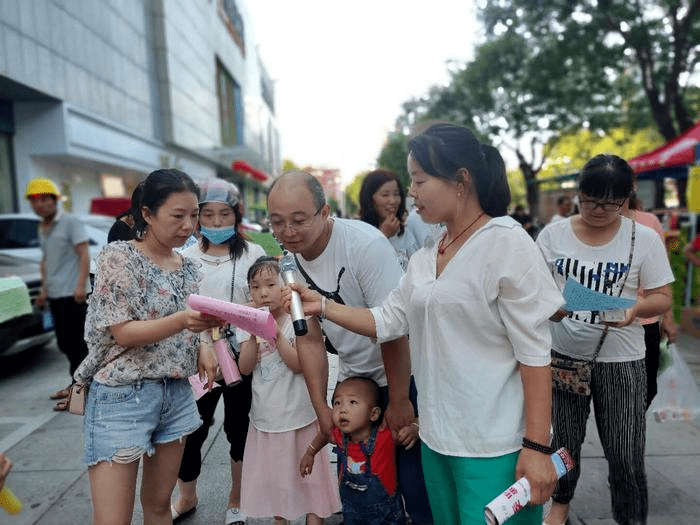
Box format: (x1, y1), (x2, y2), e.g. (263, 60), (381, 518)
(615, 219), (636, 297)
(591, 219), (636, 363)
(230, 256), (237, 303)
(293, 254), (346, 305)
(293, 255), (345, 355)
(590, 325), (609, 363)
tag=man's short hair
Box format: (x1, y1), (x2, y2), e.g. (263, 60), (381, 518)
(268, 170), (326, 209)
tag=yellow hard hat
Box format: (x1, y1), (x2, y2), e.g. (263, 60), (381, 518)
(25, 178), (60, 198)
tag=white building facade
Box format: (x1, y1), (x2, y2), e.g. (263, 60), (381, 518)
(0, 0), (279, 218)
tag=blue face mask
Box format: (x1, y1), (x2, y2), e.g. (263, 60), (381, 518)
(200, 225), (237, 244)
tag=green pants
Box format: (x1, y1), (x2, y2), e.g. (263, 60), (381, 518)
(421, 444), (543, 525)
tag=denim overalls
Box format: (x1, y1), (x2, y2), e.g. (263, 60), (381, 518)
(334, 426), (406, 525)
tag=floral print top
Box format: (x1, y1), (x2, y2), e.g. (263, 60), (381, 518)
(74, 241), (202, 386)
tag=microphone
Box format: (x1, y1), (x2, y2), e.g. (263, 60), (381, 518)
(279, 251), (308, 336)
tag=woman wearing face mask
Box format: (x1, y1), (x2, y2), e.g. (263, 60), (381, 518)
(172, 180), (265, 525)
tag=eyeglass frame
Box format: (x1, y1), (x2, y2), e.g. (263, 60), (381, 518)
(578, 193), (626, 213)
(268, 204), (324, 234)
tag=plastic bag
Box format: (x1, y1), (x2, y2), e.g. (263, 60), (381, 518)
(649, 342), (700, 425)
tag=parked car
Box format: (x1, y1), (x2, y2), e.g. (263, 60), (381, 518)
(240, 217), (264, 233)
(0, 213), (109, 273)
(0, 213), (109, 357)
(0, 255), (54, 357)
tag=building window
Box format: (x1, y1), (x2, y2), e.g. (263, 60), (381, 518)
(218, 0), (245, 55)
(0, 132), (16, 213)
(217, 60), (243, 146)
(259, 61), (275, 114)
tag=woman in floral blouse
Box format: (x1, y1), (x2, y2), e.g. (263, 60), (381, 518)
(74, 169), (223, 525)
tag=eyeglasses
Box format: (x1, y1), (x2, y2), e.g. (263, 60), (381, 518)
(269, 205), (323, 234)
(579, 196), (625, 212)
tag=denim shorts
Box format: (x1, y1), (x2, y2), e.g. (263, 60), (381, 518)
(83, 378), (202, 466)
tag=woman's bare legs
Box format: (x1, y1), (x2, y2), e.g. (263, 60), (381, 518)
(306, 513), (323, 524)
(88, 459), (139, 525)
(172, 479), (198, 515)
(141, 440), (187, 525)
(228, 459), (242, 509)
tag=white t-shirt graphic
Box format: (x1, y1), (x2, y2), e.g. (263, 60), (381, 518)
(537, 217), (674, 362)
(295, 219), (404, 386)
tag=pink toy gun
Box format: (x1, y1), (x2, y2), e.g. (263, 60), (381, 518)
(187, 294), (277, 341)
(213, 328), (242, 386)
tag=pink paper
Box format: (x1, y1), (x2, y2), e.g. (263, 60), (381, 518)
(188, 374), (220, 400)
(187, 294), (277, 341)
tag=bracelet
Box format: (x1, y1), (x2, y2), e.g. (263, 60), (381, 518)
(307, 443), (318, 452)
(319, 296), (327, 321)
(522, 437), (553, 455)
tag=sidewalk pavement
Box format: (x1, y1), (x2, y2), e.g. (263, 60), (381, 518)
(1, 332), (698, 524)
(567, 329), (700, 525)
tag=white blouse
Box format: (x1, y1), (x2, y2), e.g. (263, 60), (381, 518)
(371, 217), (563, 457)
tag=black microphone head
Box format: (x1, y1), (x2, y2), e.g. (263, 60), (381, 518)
(293, 318), (308, 336)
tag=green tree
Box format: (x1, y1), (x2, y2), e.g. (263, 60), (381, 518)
(344, 193), (358, 218)
(507, 167), (527, 207)
(343, 172), (364, 218)
(281, 159), (300, 173)
(539, 126), (665, 182)
(377, 132), (410, 190)
(399, 32), (564, 217)
(481, 0), (700, 205)
(328, 197), (340, 216)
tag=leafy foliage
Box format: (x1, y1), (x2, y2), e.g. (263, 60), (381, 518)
(376, 133), (410, 190)
(480, 0), (700, 139)
(539, 126), (665, 182)
(380, 0), (700, 213)
(344, 173), (363, 210)
(281, 159), (300, 173)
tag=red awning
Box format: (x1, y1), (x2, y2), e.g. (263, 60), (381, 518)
(232, 160), (253, 172)
(90, 197), (131, 217)
(628, 122), (700, 173)
(250, 168), (268, 181)
(232, 160), (269, 182)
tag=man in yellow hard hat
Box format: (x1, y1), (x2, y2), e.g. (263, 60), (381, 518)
(26, 178), (91, 410)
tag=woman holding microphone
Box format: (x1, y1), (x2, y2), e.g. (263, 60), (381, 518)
(285, 123), (563, 525)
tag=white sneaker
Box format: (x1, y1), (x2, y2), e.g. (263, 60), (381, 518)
(225, 507), (247, 525)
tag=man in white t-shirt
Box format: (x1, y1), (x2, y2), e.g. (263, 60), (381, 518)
(267, 171), (432, 524)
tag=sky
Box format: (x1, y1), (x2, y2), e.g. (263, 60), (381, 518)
(249, 1), (480, 186)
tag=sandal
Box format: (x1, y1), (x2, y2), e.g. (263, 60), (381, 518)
(50, 387), (71, 400)
(53, 399), (69, 411)
(225, 507), (247, 524)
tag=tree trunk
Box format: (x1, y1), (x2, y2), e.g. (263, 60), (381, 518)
(517, 150), (540, 221)
(526, 176), (540, 223)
